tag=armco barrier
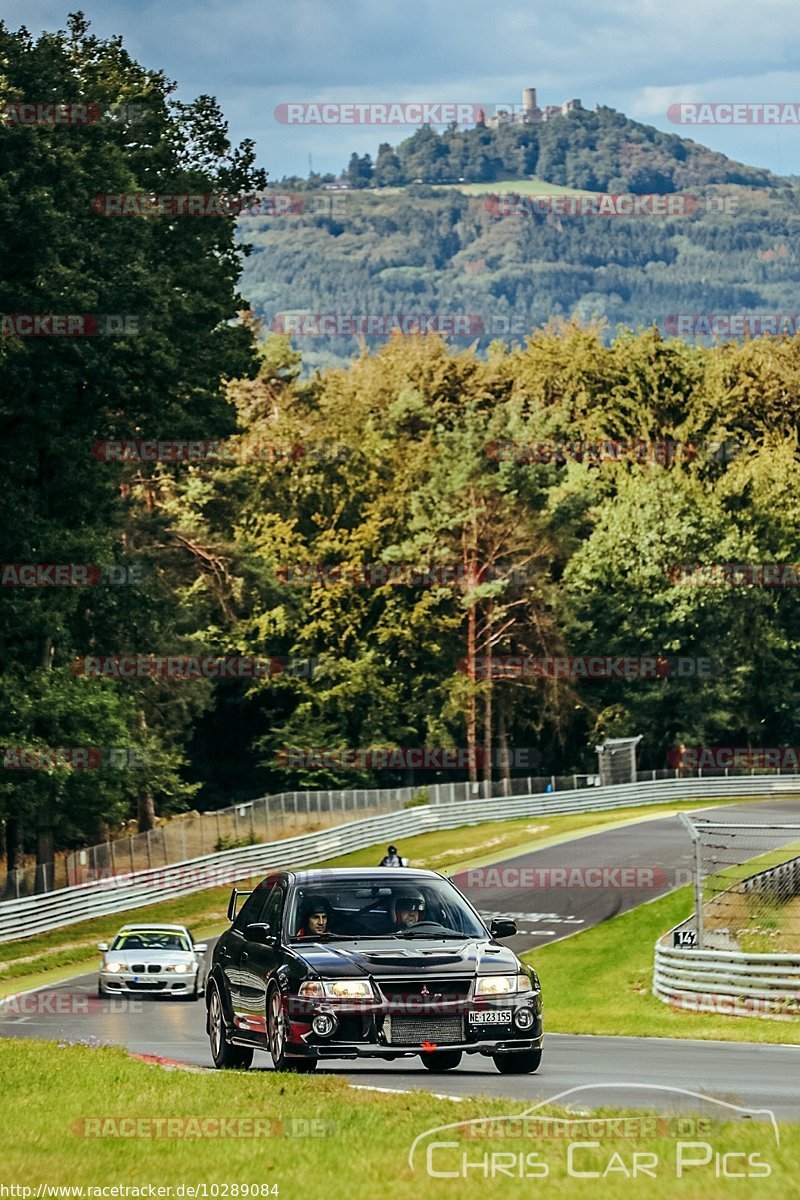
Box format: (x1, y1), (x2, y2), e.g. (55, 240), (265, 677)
(653, 940), (800, 1017)
(3, 774), (800, 943)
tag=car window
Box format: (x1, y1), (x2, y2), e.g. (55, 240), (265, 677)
(261, 887), (284, 935)
(232, 886), (273, 933)
(111, 931), (191, 951)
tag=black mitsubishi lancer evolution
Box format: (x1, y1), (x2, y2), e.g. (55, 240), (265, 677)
(206, 867), (543, 1074)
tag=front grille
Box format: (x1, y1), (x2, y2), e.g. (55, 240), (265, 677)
(131, 963), (145, 972)
(386, 1014), (464, 1045)
(379, 977), (471, 1003)
(147, 965), (161, 974)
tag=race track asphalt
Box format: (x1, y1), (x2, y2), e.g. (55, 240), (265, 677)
(2, 796), (799, 1118)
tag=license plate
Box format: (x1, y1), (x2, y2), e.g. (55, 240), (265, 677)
(468, 1010), (512, 1025)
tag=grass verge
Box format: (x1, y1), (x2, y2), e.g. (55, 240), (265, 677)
(0, 1039), (797, 1197)
(0, 797), (746, 991)
(525, 885), (800, 1043)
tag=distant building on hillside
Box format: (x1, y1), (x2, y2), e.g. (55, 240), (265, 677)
(484, 87), (584, 127)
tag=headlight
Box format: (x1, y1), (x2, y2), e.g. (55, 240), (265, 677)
(104, 961), (123, 973)
(298, 979), (373, 1000)
(165, 963), (191, 974)
(326, 980), (372, 999)
(475, 974), (532, 996)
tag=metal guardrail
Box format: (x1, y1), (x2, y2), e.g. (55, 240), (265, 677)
(3, 773), (800, 944)
(653, 836), (800, 1018)
(653, 941), (800, 1017)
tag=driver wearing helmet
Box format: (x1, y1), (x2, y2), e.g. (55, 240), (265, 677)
(295, 896), (332, 938)
(380, 845), (403, 867)
(393, 891), (426, 930)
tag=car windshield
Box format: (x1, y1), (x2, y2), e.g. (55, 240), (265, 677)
(287, 877), (486, 940)
(111, 931), (191, 952)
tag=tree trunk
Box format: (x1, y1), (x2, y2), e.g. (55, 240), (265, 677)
(466, 600), (477, 785)
(497, 690), (511, 796)
(481, 600), (495, 793)
(137, 710), (157, 831)
(3, 816), (19, 896)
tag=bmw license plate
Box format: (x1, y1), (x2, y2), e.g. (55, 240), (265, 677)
(469, 1010), (512, 1025)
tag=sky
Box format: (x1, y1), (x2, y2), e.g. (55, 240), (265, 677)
(6, 0), (800, 180)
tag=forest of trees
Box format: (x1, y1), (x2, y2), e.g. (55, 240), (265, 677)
(4, 16), (800, 880)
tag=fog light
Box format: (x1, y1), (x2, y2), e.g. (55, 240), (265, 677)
(312, 1012), (338, 1037)
(514, 1008), (534, 1030)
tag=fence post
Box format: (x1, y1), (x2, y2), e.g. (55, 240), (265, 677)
(109, 839), (116, 875)
(265, 798), (272, 841)
(250, 804), (255, 842)
(550, 775), (556, 792)
(129, 836), (135, 874)
(146, 828), (153, 869)
(181, 821), (187, 862)
(679, 813), (704, 950)
(162, 826), (169, 865)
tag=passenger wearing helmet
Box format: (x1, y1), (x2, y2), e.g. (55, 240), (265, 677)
(393, 892), (426, 929)
(295, 896), (332, 938)
(380, 845), (403, 867)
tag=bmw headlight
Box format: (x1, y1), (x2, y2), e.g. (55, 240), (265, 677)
(299, 979), (373, 1000)
(103, 961), (123, 973)
(475, 974), (532, 996)
(165, 963), (191, 974)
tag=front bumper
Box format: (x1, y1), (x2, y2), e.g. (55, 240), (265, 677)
(280, 990), (544, 1059)
(100, 969), (198, 996)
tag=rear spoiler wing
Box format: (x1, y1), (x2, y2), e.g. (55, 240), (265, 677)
(227, 889), (252, 923)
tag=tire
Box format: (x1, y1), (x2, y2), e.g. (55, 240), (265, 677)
(420, 1050), (462, 1072)
(207, 983), (253, 1070)
(267, 984), (317, 1073)
(97, 980), (103, 998)
(493, 1047), (542, 1074)
(190, 975), (201, 1001)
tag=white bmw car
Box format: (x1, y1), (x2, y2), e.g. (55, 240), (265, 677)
(97, 923), (208, 999)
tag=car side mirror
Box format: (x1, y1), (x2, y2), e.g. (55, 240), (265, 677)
(193, 943), (208, 954)
(245, 923), (275, 945)
(489, 917), (517, 939)
(97, 942), (109, 951)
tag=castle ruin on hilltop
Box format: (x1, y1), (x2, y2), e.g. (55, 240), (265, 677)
(485, 87), (583, 127)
